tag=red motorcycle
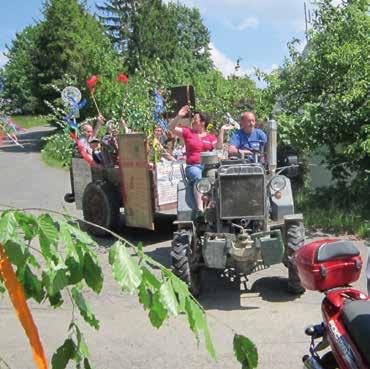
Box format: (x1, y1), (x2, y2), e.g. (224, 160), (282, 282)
(294, 239), (370, 369)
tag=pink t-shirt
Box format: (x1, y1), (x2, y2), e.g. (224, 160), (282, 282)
(182, 127), (217, 164)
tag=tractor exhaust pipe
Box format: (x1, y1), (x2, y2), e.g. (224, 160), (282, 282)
(266, 119), (277, 174)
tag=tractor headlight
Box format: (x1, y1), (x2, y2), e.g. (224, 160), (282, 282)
(270, 175), (287, 192)
(195, 178), (212, 194)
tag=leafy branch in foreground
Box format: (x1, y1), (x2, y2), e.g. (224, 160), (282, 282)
(0, 209), (257, 369)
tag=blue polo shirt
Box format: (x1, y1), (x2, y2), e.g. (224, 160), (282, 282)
(229, 128), (267, 151)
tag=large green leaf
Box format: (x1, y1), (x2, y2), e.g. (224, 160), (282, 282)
(51, 338), (76, 369)
(148, 291), (168, 328)
(64, 222), (96, 246)
(233, 334), (258, 369)
(203, 323), (217, 361)
(185, 298), (204, 339)
(83, 252), (103, 293)
(141, 266), (161, 290)
(76, 326), (90, 358)
(109, 242), (142, 293)
(138, 281), (152, 310)
(59, 221), (77, 258)
(84, 358), (92, 369)
(71, 287), (100, 330)
(170, 275), (189, 311)
(48, 291), (64, 308)
(66, 256), (84, 285)
(3, 240), (27, 267)
(43, 265), (69, 296)
(22, 266), (45, 303)
(38, 214), (58, 244)
(185, 298), (217, 360)
(159, 279), (179, 316)
(14, 211), (38, 240)
(0, 212), (17, 243)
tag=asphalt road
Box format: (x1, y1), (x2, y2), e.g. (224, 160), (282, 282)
(0, 127), (368, 369)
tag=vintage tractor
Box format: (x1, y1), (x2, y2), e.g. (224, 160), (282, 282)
(171, 119), (305, 296)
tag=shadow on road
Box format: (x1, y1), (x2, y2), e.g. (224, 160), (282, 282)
(0, 126), (56, 153)
(198, 270), (260, 311)
(89, 213), (176, 249)
(250, 276), (301, 302)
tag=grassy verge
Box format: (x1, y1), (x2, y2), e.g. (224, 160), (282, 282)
(41, 149), (68, 170)
(11, 115), (48, 129)
(41, 133), (73, 170)
(295, 190), (370, 239)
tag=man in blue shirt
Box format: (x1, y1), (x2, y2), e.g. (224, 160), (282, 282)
(227, 112), (267, 158)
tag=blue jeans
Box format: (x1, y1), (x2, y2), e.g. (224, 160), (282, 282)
(185, 164), (203, 210)
(185, 164), (203, 183)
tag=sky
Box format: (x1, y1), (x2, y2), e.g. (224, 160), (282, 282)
(0, 0), (314, 77)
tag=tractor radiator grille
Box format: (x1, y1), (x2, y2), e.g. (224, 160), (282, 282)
(219, 171), (265, 219)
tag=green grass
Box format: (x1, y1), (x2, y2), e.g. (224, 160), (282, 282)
(41, 149), (69, 170)
(295, 190), (370, 239)
(11, 115), (49, 129)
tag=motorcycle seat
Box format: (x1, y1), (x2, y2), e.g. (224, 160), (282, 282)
(341, 299), (370, 365)
(316, 241), (359, 262)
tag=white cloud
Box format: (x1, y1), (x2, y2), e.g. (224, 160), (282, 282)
(0, 51), (8, 68)
(209, 43), (253, 77)
(173, 0), (305, 28)
(261, 64), (278, 74)
(236, 16), (259, 31)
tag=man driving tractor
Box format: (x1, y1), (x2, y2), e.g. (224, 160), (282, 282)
(218, 111), (267, 159)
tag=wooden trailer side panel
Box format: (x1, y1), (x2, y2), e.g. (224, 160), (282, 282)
(119, 134), (154, 230)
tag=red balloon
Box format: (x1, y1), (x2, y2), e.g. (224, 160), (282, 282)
(86, 75), (99, 93)
(117, 73), (129, 84)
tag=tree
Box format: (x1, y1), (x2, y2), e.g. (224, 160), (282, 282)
(30, 0), (121, 112)
(0, 25), (40, 114)
(96, 0), (142, 52)
(166, 3), (213, 75)
(97, 0), (213, 77)
(264, 0), (369, 195)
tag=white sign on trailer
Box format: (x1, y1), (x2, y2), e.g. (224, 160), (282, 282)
(156, 161), (183, 206)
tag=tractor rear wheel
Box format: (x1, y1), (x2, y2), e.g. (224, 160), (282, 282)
(286, 220), (306, 295)
(82, 181), (120, 237)
(171, 230), (201, 297)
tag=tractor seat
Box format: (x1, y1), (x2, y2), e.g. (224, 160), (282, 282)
(341, 300), (370, 365)
(316, 241), (359, 263)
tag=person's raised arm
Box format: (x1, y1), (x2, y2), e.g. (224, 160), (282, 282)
(93, 114), (105, 137)
(216, 123), (234, 149)
(169, 105), (190, 138)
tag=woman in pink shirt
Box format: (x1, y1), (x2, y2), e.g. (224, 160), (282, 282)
(169, 105), (218, 213)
